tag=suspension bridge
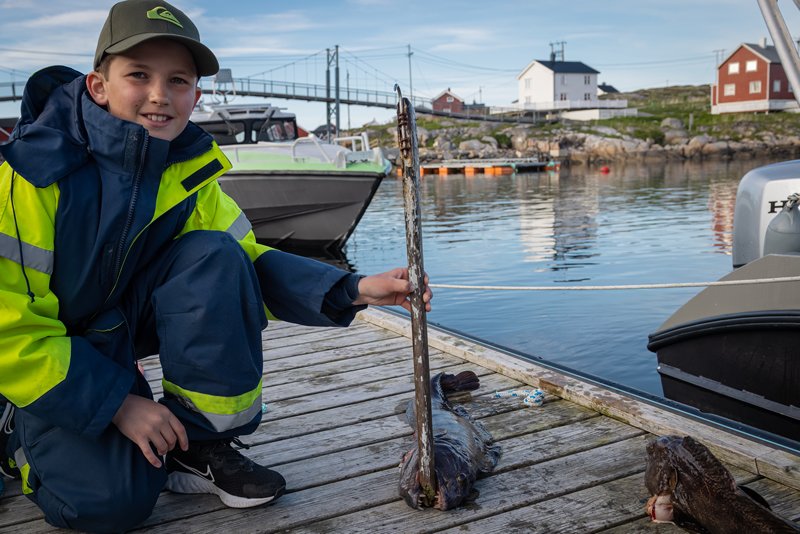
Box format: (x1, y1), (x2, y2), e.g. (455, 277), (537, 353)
(0, 45), (535, 126)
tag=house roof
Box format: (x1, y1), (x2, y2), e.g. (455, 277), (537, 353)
(517, 59), (599, 78)
(432, 88), (464, 102)
(598, 83), (619, 93)
(721, 43), (782, 65)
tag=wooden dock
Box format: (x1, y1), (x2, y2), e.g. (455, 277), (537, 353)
(414, 158), (559, 176)
(2, 307), (799, 532)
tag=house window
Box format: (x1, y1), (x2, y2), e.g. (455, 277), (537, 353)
(774, 80), (781, 92)
(443, 107), (451, 113)
(746, 60), (758, 72)
(584, 75), (590, 84)
(446, 96), (454, 103)
(524, 96), (531, 103)
(559, 93), (567, 101)
(723, 83), (736, 96)
(728, 62), (740, 74)
(749, 80), (762, 93)
(525, 79), (531, 89)
(584, 93), (592, 100)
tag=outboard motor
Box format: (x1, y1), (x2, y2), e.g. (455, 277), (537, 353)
(649, 159), (800, 444)
(764, 193), (800, 256)
(732, 160), (800, 267)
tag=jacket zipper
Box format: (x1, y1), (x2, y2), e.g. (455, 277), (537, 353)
(113, 132), (149, 278)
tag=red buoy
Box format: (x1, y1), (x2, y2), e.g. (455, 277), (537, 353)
(600, 166), (610, 174)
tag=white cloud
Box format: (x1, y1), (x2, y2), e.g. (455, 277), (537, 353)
(18, 9), (106, 28)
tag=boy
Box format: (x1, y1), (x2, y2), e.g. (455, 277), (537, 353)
(0, 1), (430, 531)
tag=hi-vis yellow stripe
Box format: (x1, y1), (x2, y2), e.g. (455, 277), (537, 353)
(162, 378), (262, 415)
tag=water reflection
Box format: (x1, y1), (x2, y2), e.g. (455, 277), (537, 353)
(342, 157), (772, 397)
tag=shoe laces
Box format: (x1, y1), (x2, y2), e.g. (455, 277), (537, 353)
(201, 438), (255, 472)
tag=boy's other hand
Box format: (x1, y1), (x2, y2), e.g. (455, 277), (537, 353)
(112, 394), (189, 468)
(353, 267), (432, 313)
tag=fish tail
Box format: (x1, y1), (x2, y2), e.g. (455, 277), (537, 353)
(440, 371), (480, 393)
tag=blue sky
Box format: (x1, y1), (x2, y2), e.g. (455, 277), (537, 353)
(2, 0), (800, 128)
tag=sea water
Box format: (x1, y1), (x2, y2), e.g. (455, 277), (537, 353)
(345, 157), (780, 397)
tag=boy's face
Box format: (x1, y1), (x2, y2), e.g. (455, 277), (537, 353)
(87, 39), (201, 142)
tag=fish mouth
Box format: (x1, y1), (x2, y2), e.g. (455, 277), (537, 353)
(646, 494), (675, 523)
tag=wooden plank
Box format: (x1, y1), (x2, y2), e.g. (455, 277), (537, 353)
(136, 427), (649, 532)
(359, 308), (800, 490)
(434, 473), (648, 533)
(251, 367), (516, 443)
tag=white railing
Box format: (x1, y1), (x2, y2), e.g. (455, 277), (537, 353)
(517, 99), (629, 111)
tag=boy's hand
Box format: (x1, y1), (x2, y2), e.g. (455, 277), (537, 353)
(353, 267), (432, 312)
(112, 394), (188, 468)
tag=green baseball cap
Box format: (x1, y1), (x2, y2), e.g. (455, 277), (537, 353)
(94, 0), (219, 76)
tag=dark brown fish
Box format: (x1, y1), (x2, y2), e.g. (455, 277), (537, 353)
(398, 370), (501, 510)
(645, 435), (800, 533)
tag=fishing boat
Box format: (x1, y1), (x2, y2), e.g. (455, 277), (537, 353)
(648, 0), (800, 445)
(191, 103), (390, 251)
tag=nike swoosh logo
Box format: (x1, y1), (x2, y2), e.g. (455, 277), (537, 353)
(173, 458), (215, 482)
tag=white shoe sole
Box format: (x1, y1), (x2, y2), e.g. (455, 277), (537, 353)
(166, 471), (281, 508)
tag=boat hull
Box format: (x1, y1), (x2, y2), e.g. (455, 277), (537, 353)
(219, 169), (384, 251)
(648, 254), (800, 443)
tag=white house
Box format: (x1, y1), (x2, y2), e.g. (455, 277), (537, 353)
(516, 59), (631, 120)
(518, 60), (598, 107)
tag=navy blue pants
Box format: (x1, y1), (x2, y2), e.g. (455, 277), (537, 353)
(13, 231), (266, 532)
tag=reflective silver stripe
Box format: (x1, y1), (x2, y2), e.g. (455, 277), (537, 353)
(178, 394), (262, 432)
(203, 399), (262, 433)
(0, 232), (54, 275)
(14, 447), (26, 470)
(226, 211), (252, 241)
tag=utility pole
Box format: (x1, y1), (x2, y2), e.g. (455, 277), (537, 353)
(335, 44), (340, 136)
(407, 44), (414, 102)
(347, 69), (351, 131)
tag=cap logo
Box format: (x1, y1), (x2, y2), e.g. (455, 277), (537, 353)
(146, 6), (183, 28)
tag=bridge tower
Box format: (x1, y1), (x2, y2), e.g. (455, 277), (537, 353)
(326, 46), (340, 138)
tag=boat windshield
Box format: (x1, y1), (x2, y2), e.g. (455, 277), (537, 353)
(198, 118), (299, 145)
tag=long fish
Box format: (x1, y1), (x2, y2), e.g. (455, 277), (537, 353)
(398, 370), (501, 510)
(645, 435), (800, 533)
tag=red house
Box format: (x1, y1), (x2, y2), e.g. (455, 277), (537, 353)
(431, 88), (464, 113)
(0, 118), (16, 143)
(711, 40), (797, 114)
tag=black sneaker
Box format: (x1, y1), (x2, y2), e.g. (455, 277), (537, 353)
(0, 402), (20, 479)
(165, 438), (285, 508)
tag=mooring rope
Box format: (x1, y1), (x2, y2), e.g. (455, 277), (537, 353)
(429, 275), (800, 291)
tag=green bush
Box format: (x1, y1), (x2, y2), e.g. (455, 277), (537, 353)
(492, 133), (512, 149)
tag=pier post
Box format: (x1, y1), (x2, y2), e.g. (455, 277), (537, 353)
(395, 85), (437, 506)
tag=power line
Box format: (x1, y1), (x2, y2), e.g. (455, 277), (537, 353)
(0, 47), (91, 58)
(594, 54), (715, 68)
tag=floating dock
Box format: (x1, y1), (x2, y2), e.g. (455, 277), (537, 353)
(3, 307), (799, 532)
(409, 158), (558, 176)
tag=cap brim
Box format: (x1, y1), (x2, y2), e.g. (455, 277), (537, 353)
(103, 33), (219, 77)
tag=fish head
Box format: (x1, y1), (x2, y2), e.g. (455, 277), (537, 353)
(398, 448), (425, 509)
(398, 442), (477, 510)
(645, 435), (681, 497)
(431, 442), (477, 510)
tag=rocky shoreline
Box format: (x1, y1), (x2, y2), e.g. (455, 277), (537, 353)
(392, 116), (800, 166)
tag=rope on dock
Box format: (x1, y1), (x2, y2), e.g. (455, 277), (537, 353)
(430, 275), (800, 291)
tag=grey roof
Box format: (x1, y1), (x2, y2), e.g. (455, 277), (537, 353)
(535, 60), (599, 74)
(742, 43), (782, 63)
